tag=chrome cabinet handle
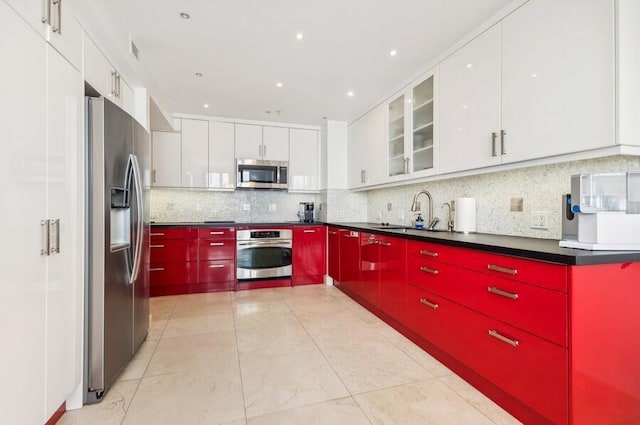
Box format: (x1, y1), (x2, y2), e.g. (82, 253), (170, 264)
(150, 232), (165, 236)
(343, 234), (359, 238)
(420, 266), (438, 275)
(150, 244), (165, 248)
(209, 242), (224, 246)
(500, 130), (506, 155)
(419, 298), (439, 309)
(49, 219), (60, 254)
(111, 71), (117, 97)
(41, 0), (51, 24)
(209, 231), (224, 235)
(263, 145), (267, 158)
(208, 264), (225, 268)
(41, 219), (50, 255)
(379, 241), (391, 247)
(488, 286), (519, 300)
(419, 249), (438, 257)
(303, 229), (316, 233)
(328, 231), (337, 235)
(487, 264), (517, 275)
(152, 169), (157, 183)
(149, 267), (165, 272)
(491, 132), (498, 157)
(52, 0), (62, 34)
(489, 329), (519, 347)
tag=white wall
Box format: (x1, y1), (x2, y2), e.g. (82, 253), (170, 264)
(366, 155), (640, 239)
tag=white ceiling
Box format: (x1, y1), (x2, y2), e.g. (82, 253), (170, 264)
(85, 0), (514, 126)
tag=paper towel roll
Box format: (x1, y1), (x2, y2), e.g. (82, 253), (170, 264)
(455, 197), (476, 233)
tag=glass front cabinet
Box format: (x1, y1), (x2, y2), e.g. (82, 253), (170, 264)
(387, 69), (438, 180)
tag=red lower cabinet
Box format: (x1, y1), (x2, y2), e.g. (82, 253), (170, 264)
(327, 227), (341, 281)
(378, 235), (407, 322)
(292, 226), (326, 285)
(359, 233), (380, 307)
(336, 229), (360, 293)
(150, 226), (235, 295)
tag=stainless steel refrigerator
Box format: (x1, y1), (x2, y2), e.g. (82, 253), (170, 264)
(84, 97), (150, 403)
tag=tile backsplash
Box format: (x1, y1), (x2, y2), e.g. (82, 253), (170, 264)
(151, 155), (640, 239)
(366, 156), (640, 239)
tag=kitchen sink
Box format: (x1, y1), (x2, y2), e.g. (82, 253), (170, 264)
(372, 225), (409, 230)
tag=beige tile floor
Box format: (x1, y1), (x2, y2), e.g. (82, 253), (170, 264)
(60, 285), (522, 425)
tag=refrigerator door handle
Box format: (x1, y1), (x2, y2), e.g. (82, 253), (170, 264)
(129, 154), (144, 284)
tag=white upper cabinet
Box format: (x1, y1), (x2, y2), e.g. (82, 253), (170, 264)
(234, 124), (262, 159)
(208, 121), (235, 189)
(440, 24), (502, 174)
(5, 0), (82, 70)
(439, 0), (614, 172)
(289, 128), (319, 192)
(152, 130), (181, 187)
(83, 33), (135, 117)
(500, 0), (614, 162)
(348, 103), (387, 189)
(262, 126), (289, 161)
(181, 119), (209, 188)
(235, 124), (289, 161)
(386, 70), (438, 182)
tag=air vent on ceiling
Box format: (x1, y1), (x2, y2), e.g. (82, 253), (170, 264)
(129, 36), (139, 61)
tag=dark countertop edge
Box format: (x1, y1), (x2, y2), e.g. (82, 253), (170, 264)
(150, 221), (327, 228)
(328, 223), (640, 266)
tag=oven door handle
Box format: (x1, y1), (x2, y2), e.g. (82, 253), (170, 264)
(237, 241), (292, 246)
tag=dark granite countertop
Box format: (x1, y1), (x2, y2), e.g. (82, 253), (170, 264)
(328, 222), (640, 266)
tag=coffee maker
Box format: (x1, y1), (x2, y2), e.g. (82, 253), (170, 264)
(298, 202), (314, 222)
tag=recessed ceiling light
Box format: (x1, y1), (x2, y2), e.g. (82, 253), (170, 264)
(203, 104), (209, 108)
(531, 73), (538, 78)
(347, 91), (355, 97)
(466, 63), (473, 68)
(389, 49), (397, 57)
(296, 32), (304, 40)
(276, 82), (283, 88)
(195, 72), (203, 77)
(179, 12), (190, 19)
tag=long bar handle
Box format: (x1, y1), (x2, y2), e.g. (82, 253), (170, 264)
(419, 298), (439, 309)
(49, 219), (60, 254)
(419, 249), (438, 257)
(488, 286), (519, 300)
(344, 234), (359, 238)
(491, 132), (498, 157)
(150, 244), (165, 248)
(209, 231), (224, 235)
(328, 231), (337, 235)
(41, 219), (50, 255)
(420, 266), (438, 275)
(41, 0), (51, 24)
(150, 232), (165, 236)
(152, 169), (157, 183)
(303, 229), (316, 233)
(51, 0), (62, 34)
(500, 130), (506, 155)
(149, 267), (165, 272)
(379, 241), (391, 247)
(130, 154), (144, 284)
(209, 242), (224, 246)
(208, 264), (225, 268)
(487, 264), (518, 275)
(489, 329), (519, 347)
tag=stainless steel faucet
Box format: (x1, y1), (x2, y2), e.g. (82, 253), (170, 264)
(411, 190), (439, 230)
(442, 202), (454, 231)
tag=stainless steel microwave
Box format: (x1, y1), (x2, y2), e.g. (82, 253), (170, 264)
(236, 159), (288, 190)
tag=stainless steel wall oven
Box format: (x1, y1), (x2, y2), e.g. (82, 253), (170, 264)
(236, 229), (292, 280)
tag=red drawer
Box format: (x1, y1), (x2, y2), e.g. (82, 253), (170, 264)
(149, 261), (198, 286)
(407, 240), (568, 292)
(198, 239), (235, 261)
(407, 285), (568, 425)
(198, 227), (236, 240)
(462, 249), (568, 292)
(150, 227), (197, 241)
(150, 239), (198, 263)
(407, 256), (568, 346)
(198, 259), (235, 283)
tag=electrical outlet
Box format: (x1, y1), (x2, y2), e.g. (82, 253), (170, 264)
(387, 203), (393, 211)
(530, 211), (548, 229)
(268, 203), (276, 211)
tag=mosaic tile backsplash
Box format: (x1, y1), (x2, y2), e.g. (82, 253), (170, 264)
(366, 156), (640, 239)
(151, 156), (639, 239)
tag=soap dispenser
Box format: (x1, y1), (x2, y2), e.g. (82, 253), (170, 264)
(415, 213), (424, 229)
